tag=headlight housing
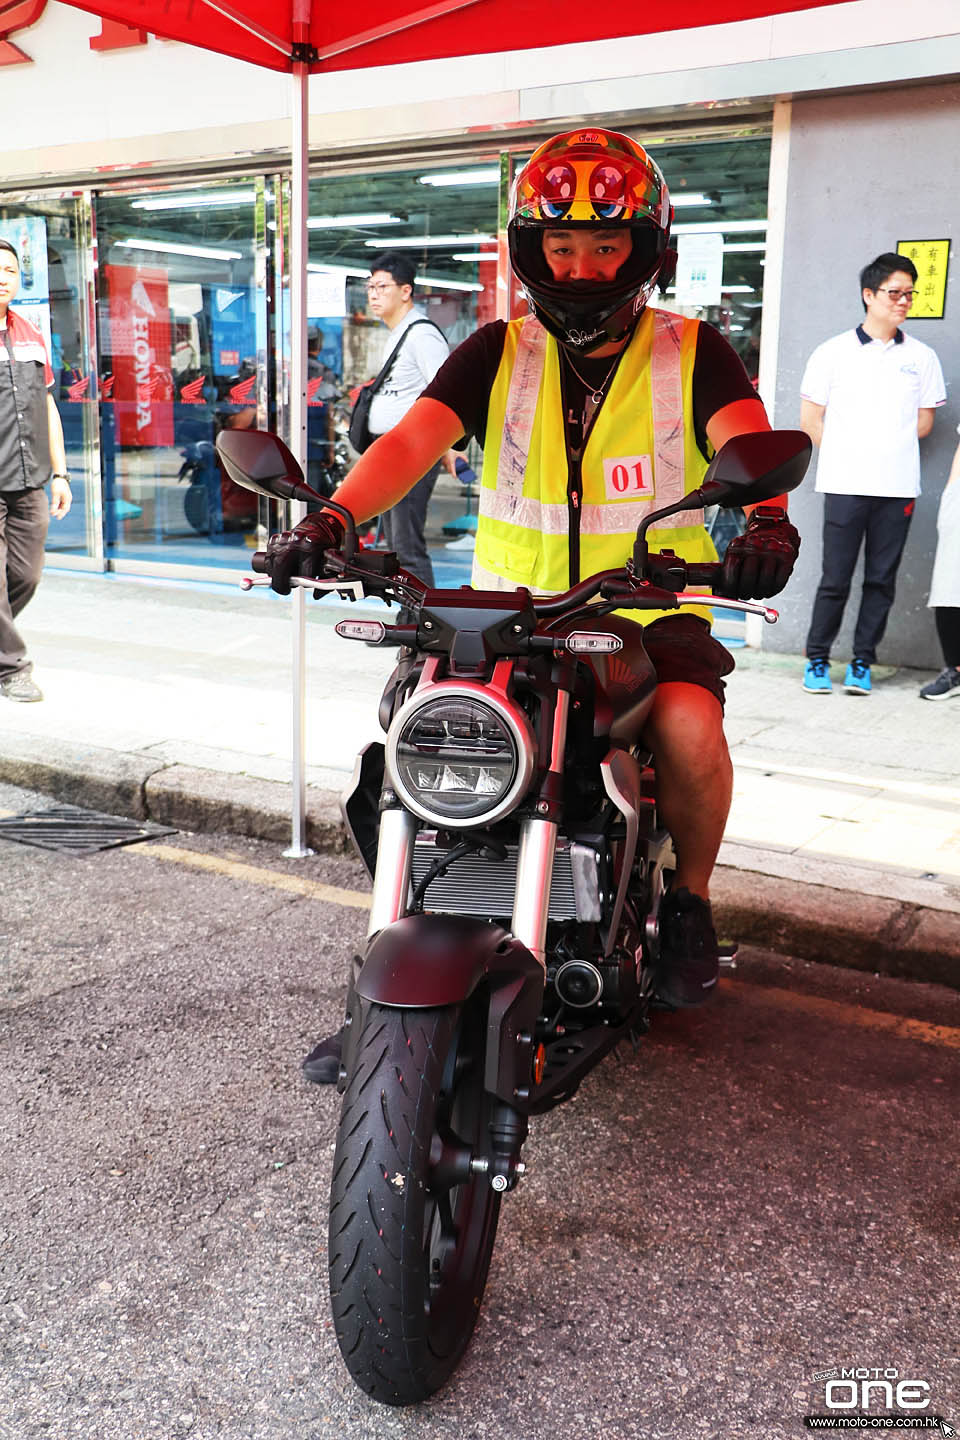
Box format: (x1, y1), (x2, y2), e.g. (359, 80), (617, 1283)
(385, 686), (535, 827)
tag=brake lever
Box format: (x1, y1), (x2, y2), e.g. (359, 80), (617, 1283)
(674, 593), (779, 623)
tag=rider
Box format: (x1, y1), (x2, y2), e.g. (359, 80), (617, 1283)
(265, 128), (800, 1082)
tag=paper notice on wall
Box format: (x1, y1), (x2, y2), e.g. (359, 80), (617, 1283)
(308, 269), (348, 319)
(674, 232), (724, 308)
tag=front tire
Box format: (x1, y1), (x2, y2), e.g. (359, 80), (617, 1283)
(328, 1002), (501, 1405)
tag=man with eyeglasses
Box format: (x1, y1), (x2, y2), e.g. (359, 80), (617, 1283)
(801, 251), (945, 696)
(360, 251), (457, 592)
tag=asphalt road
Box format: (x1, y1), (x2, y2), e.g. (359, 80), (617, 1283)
(1, 781), (958, 1440)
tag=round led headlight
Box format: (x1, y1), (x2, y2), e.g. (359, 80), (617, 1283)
(385, 686), (535, 827)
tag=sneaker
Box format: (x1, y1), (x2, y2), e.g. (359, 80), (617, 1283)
(655, 887), (719, 1008)
(0, 670), (43, 702)
(803, 658), (832, 694)
(844, 659), (872, 695)
(302, 1027), (343, 1085)
(919, 665), (960, 701)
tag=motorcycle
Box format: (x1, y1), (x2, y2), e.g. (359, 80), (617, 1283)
(217, 425), (810, 1407)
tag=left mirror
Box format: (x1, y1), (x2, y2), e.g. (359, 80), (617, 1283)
(216, 429), (315, 505)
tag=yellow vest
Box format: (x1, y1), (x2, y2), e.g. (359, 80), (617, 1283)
(473, 308), (717, 625)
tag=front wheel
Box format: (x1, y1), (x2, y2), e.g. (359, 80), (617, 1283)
(328, 1001), (501, 1405)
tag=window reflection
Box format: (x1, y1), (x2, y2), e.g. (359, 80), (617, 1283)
(93, 184), (264, 566)
(0, 196), (94, 558)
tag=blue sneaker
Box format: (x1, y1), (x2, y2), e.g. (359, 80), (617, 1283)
(844, 659), (872, 695)
(803, 658), (832, 694)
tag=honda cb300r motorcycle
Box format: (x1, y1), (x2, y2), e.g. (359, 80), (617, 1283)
(218, 426), (810, 1408)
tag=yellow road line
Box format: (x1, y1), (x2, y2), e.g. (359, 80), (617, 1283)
(132, 843), (959, 1052)
(738, 981), (960, 1052)
(134, 842), (371, 910)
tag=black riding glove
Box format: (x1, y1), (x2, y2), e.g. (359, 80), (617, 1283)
(264, 511), (345, 595)
(718, 505), (801, 601)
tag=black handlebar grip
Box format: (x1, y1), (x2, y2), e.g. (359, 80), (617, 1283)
(686, 562), (722, 587)
(251, 550), (269, 574)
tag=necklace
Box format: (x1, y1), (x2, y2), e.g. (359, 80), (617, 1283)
(563, 347), (621, 405)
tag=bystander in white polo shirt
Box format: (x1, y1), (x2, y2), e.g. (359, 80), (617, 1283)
(800, 324), (945, 498)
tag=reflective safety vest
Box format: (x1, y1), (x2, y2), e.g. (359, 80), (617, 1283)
(472, 308), (718, 625)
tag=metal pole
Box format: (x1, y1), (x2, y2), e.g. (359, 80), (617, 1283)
(284, 53), (313, 858)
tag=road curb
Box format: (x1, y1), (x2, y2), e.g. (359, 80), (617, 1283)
(711, 867), (960, 990)
(2, 737), (957, 991)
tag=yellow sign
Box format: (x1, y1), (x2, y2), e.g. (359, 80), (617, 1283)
(896, 239), (950, 319)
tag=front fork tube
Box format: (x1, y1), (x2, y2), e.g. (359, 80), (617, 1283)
(511, 817), (557, 972)
(510, 681), (569, 970)
(366, 806), (418, 937)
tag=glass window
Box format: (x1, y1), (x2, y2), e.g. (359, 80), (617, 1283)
(0, 193), (99, 564)
(298, 162), (500, 561)
(93, 182), (268, 569)
(648, 135), (770, 382)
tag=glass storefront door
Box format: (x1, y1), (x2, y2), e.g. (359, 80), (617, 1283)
(0, 192), (101, 567)
(92, 181), (269, 574)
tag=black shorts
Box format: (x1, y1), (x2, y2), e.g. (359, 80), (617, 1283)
(640, 614), (736, 710)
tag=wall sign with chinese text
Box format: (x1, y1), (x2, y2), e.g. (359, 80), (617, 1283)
(896, 239), (950, 319)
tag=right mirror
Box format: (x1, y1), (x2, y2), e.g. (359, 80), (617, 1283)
(699, 430), (812, 508)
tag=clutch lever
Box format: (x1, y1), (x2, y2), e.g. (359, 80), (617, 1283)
(240, 575), (366, 601)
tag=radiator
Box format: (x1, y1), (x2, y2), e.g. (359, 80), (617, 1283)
(410, 834), (601, 922)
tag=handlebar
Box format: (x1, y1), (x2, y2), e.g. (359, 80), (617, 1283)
(243, 547), (780, 624)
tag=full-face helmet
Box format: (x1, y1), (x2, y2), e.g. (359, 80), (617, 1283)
(508, 128), (675, 354)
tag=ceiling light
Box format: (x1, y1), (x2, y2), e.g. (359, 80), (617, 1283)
(364, 234), (496, 249)
(665, 285), (756, 296)
(673, 220), (768, 235)
(416, 275), (483, 293)
(131, 190), (256, 211)
(116, 239), (243, 261)
(308, 214), (404, 230)
(418, 169), (500, 186)
(452, 252), (498, 262)
(671, 193), (713, 208)
(307, 263), (371, 278)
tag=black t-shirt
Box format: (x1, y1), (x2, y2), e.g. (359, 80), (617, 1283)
(421, 317), (757, 460)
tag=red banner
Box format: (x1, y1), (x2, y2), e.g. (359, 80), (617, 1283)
(104, 263), (174, 447)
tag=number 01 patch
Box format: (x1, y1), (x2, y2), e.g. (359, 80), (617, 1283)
(602, 454), (654, 500)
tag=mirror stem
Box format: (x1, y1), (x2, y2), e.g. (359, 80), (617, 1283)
(632, 487), (705, 574)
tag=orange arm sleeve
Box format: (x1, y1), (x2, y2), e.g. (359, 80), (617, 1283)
(705, 396), (790, 514)
(331, 398), (465, 524)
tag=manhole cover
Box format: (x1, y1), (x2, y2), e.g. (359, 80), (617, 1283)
(0, 805), (177, 855)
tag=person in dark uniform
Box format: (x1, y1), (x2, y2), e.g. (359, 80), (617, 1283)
(0, 237), (71, 703)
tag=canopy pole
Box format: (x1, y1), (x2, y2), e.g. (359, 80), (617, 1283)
(284, 53), (313, 859)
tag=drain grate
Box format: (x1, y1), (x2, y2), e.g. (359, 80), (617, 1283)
(0, 805), (177, 855)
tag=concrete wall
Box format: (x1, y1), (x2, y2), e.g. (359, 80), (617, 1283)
(770, 82), (960, 672)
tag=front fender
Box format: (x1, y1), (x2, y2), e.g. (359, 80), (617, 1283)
(356, 913), (541, 1006)
(352, 914), (545, 1102)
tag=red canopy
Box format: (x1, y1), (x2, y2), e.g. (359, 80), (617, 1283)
(64, 0), (848, 73)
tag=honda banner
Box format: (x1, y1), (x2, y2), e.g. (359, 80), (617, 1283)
(104, 263), (174, 447)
